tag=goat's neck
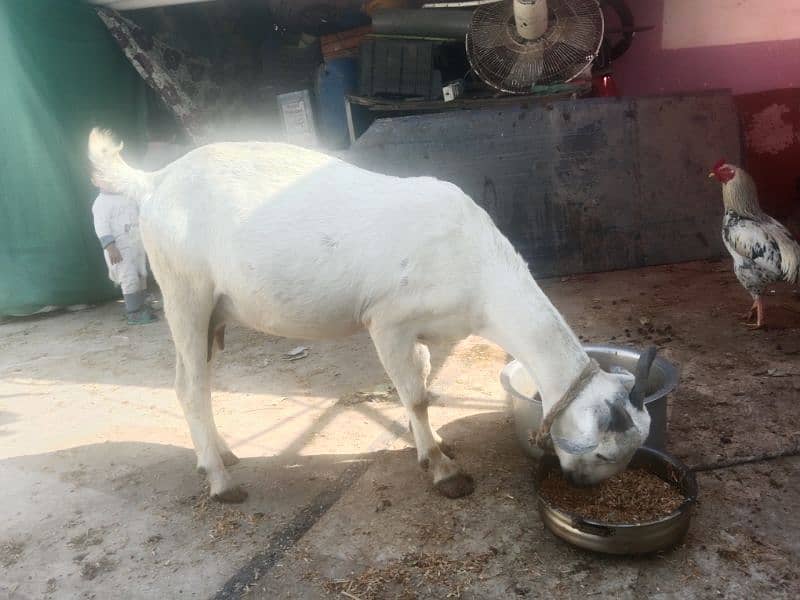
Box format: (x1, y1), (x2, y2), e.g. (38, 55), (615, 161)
(482, 269), (590, 413)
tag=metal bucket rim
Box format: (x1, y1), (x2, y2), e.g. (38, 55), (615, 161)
(500, 344), (679, 408)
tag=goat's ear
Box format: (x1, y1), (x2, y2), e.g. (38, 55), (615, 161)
(604, 398), (634, 433)
(552, 435), (598, 455)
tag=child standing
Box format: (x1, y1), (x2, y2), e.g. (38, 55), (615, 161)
(92, 181), (156, 324)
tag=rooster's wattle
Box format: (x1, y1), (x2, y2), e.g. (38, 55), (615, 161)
(708, 160), (800, 329)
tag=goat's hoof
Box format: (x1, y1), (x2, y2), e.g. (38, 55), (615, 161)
(211, 486), (248, 504)
(220, 451), (240, 467)
(434, 472), (475, 499)
(419, 457), (430, 471)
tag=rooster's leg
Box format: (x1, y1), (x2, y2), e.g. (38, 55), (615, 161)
(740, 300), (758, 322)
(746, 297), (765, 329)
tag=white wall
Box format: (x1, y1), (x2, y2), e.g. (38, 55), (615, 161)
(662, 0), (800, 49)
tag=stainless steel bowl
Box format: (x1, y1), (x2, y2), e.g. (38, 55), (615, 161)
(501, 344), (679, 458)
(535, 447), (698, 555)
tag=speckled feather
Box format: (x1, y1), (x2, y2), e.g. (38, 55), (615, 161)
(722, 210), (796, 296)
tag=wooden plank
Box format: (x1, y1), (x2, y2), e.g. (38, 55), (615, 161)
(321, 25), (371, 58)
(345, 87), (588, 112)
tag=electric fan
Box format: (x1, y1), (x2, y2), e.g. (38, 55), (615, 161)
(465, 0), (604, 94)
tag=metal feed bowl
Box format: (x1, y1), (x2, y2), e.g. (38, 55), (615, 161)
(501, 344), (679, 458)
(536, 447), (698, 554)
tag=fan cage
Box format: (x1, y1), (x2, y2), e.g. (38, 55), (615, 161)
(466, 0), (604, 94)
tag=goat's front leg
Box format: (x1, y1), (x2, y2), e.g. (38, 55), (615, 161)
(370, 328), (474, 498)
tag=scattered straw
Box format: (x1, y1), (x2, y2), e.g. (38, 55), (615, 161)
(321, 551), (493, 600)
(188, 491), (267, 541)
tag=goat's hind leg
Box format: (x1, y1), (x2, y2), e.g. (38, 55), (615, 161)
(168, 292), (245, 503)
(206, 306), (238, 467)
(370, 327), (474, 498)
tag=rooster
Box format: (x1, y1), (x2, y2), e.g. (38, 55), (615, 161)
(708, 160), (800, 328)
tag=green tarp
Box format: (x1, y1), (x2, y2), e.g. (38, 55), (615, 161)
(0, 0), (146, 316)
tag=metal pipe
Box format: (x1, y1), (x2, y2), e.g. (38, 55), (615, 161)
(371, 8), (473, 38)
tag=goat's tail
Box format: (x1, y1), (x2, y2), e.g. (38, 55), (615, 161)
(88, 128), (151, 202)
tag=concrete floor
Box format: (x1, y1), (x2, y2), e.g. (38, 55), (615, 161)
(1, 260), (799, 599)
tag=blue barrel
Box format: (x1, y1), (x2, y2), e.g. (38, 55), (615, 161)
(315, 58), (359, 150)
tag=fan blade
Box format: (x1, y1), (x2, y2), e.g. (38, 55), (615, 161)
(505, 53), (544, 90)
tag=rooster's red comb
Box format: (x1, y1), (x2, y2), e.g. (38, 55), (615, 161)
(711, 158), (726, 171)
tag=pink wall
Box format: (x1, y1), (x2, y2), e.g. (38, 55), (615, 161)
(612, 0), (800, 97)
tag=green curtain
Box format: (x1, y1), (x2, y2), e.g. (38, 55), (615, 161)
(0, 0), (147, 316)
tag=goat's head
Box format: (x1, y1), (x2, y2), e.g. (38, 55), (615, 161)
(550, 347), (656, 486)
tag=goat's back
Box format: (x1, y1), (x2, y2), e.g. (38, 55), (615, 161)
(140, 142), (508, 338)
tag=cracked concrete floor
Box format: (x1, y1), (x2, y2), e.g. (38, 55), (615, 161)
(1, 259), (799, 599)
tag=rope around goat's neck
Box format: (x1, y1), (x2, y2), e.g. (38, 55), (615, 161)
(532, 358), (601, 453)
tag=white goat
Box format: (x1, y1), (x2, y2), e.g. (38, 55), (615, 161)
(88, 129), (652, 503)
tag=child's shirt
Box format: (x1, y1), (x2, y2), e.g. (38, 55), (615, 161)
(92, 192), (140, 250)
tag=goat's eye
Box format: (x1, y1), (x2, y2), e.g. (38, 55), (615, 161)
(595, 454), (612, 462)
